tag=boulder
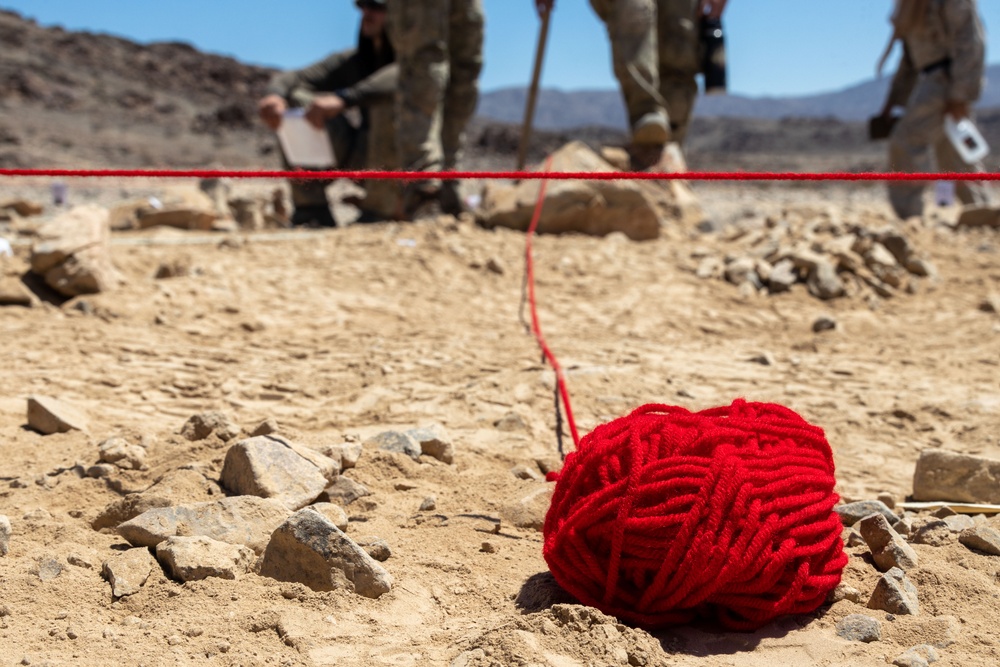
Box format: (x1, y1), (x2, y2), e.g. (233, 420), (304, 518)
(117, 496), (291, 554)
(258, 508), (393, 598)
(29, 204), (121, 296)
(27, 396), (89, 435)
(913, 449), (1000, 504)
(220, 436), (331, 510)
(478, 141), (698, 242)
(155, 535), (255, 582)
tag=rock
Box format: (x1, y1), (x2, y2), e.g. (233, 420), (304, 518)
(511, 465), (542, 481)
(500, 485), (553, 531)
(228, 197), (265, 231)
(807, 259), (845, 300)
(860, 513), (919, 571)
(248, 418), (279, 437)
(419, 496), (437, 512)
(180, 411), (240, 442)
(877, 492), (897, 509)
(29, 204), (121, 296)
(102, 548), (157, 598)
(913, 449), (1000, 503)
(958, 525), (1000, 555)
(942, 514), (975, 533)
(92, 494), (173, 532)
(478, 141), (689, 241)
(318, 441), (364, 470)
(308, 503), (349, 531)
(956, 205), (1000, 229)
(155, 536), (255, 582)
(258, 508), (393, 598)
(137, 209), (217, 231)
(841, 527), (866, 548)
(828, 583), (864, 604)
(0, 199), (43, 217)
(220, 436), (330, 510)
(979, 294), (1000, 314)
(495, 412), (528, 432)
(406, 426), (455, 464)
(909, 519), (951, 547)
(363, 431), (421, 462)
(868, 567), (920, 615)
(98, 437), (146, 470)
(835, 500), (896, 525)
(117, 496), (291, 554)
(93, 467), (225, 530)
(0, 275), (34, 307)
(319, 477), (371, 506)
(0, 515), (10, 556)
(835, 614), (882, 643)
(354, 537), (391, 562)
(26, 396), (89, 435)
(812, 316), (837, 333)
(35, 558), (64, 581)
(767, 258), (797, 293)
(724, 256), (759, 287)
(892, 645), (940, 667)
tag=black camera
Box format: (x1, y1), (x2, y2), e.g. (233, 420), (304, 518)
(701, 17), (727, 95)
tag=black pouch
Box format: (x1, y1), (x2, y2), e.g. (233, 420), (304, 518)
(868, 114), (899, 141)
(701, 17), (727, 95)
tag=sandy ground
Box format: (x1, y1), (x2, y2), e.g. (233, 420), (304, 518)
(1, 179), (999, 666)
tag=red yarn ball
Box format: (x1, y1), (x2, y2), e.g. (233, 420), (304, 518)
(543, 399), (848, 631)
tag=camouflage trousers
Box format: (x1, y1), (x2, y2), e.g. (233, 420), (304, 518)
(590, 0), (702, 144)
(388, 0), (485, 175)
(285, 102), (400, 218)
(888, 69), (992, 219)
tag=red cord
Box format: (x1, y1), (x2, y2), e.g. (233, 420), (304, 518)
(1, 168), (999, 182)
(525, 157), (581, 450)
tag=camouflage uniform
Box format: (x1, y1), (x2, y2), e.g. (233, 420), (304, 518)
(388, 0), (484, 211)
(886, 0), (991, 218)
(266, 35), (400, 218)
(590, 0), (705, 145)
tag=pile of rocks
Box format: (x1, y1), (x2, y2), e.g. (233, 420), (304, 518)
(693, 209), (937, 301)
(831, 448), (1000, 666)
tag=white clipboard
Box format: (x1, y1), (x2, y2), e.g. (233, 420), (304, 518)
(277, 109), (335, 169)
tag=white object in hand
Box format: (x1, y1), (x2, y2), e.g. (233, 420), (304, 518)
(0, 238), (12, 257)
(944, 115), (989, 164)
(276, 109), (335, 169)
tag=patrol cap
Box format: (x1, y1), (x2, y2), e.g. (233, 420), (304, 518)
(355, 0), (387, 8)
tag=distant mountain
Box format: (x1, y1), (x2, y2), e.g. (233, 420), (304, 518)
(477, 64), (1000, 129)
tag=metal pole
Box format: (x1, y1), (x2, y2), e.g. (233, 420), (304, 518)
(517, 7), (552, 171)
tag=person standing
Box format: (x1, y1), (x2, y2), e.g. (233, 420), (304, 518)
(387, 0), (485, 218)
(258, 0), (398, 227)
(876, 0), (992, 219)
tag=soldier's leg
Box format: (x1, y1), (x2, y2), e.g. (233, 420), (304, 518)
(589, 0), (667, 144)
(439, 0), (484, 215)
(887, 74), (946, 219)
(388, 0), (450, 174)
(284, 115), (355, 227)
(359, 101), (402, 220)
(657, 0), (701, 144)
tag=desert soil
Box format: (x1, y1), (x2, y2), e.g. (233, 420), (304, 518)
(1, 178), (999, 667)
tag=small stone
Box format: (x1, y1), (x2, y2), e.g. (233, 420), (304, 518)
(364, 431), (421, 462)
(812, 316), (837, 333)
(248, 418), (279, 437)
(180, 411), (240, 442)
(841, 527), (866, 548)
(835, 614), (882, 643)
(320, 477), (371, 506)
(102, 548), (157, 598)
(828, 583), (864, 604)
(877, 492), (896, 510)
(67, 553), (94, 569)
(418, 496), (437, 512)
(86, 464), (115, 479)
(807, 260), (845, 300)
(27, 396), (89, 435)
(309, 503), (349, 532)
(98, 437), (146, 471)
(835, 500), (896, 525)
(155, 535), (255, 582)
(36, 558), (63, 581)
(767, 259), (797, 293)
(534, 457), (562, 476)
(958, 525), (1000, 555)
(480, 541), (497, 554)
(909, 519), (951, 547)
(355, 537), (391, 562)
(485, 257), (505, 275)
(860, 513), (919, 571)
(868, 567), (920, 616)
(510, 465), (541, 481)
(892, 645), (940, 667)
(942, 514), (975, 533)
(406, 426), (455, 464)
(494, 412), (527, 432)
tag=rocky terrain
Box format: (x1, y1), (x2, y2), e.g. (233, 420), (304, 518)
(2, 8), (1000, 667)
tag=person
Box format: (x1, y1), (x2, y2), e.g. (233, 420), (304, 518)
(538, 0), (728, 168)
(258, 0), (398, 227)
(387, 0), (485, 218)
(875, 0), (992, 219)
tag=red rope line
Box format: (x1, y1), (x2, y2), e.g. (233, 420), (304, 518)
(2, 168), (1000, 182)
(525, 157), (581, 451)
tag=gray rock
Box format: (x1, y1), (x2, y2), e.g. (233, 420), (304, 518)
(308, 503), (349, 531)
(893, 517), (914, 537)
(812, 316), (837, 333)
(102, 548), (157, 598)
(98, 437), (146, 471)
(909, 519), (951, 547)
(868, 567), (920, 615)
(835, 500), (896, 525)
(860, 513), (919, 571)
(27, 396), (89, 435)
(767, 258), (797, 293)
(835, 614), (882, 643)
(958, 525), (1000, 556)
(93, 468), (224, 531)
(364, 431), (421, 462)
(892, 645), (940, 667)
(259, 508), (393, 598)
(0, 515), (9, 557)
(92, 494), (173, 532)
(807, 260), (846, 300)
(180, 412), (240, 442)
(419, 496), (437, 512)
(220, 436), (329, 510)
(117, 496), (290, 554)
(155, 536), (254, 582)
(35, 558), (64, 581)
(320, 477), (371, 506)
(248, 418), (279, 437)
(942, 514), (975, 533)
(913, 449), (1000, 504)
(355, 537), (391, 562)
(406, 426), (455, 464)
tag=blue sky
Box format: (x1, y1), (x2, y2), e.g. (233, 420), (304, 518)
(2, 1), (999, 97)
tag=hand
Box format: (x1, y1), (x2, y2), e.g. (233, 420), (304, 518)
(258, 94), (287, 131)
(945, 100), (970, 121)
(704, 0), (727, 19)
(305, 94), (346, 129)
(535, 0), (554, 17)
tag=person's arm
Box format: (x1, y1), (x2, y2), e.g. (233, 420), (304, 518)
(942, 0), (986, 118)
(336, 63), (399, 109)
(883, 44), (917, 115)
(535, 0), (554, 18)
(266, 49), (358, 109)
